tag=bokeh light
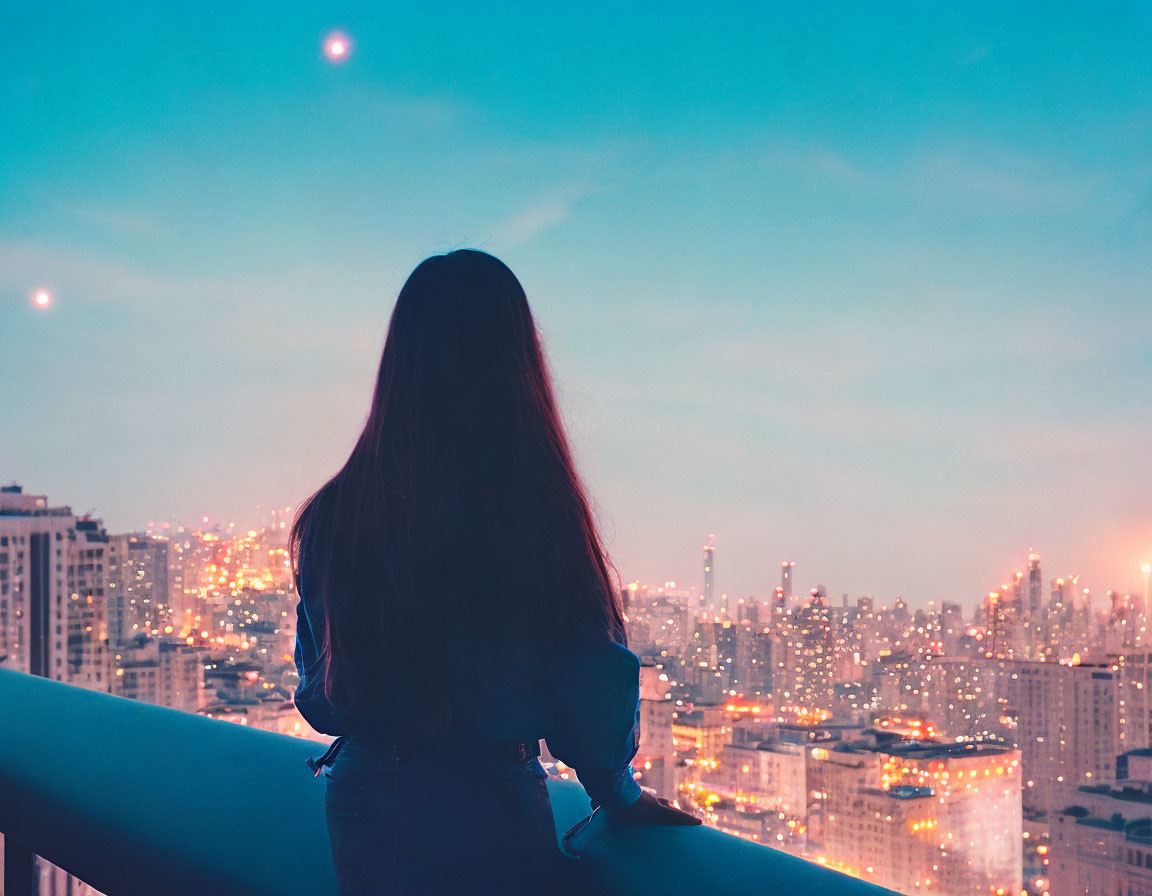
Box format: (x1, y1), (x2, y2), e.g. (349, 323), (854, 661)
(30, 288), (52, 310)
(323, 31), (351, 63)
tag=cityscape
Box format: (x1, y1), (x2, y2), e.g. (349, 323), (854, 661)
(3, 3), (1149, 894)
(3, 481), (1151, 895)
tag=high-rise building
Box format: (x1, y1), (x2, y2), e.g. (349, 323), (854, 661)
(816, 739), (1023, 895)
(781, 561), (795, 604)
(746, 629), (775, 698)
(1041, 575), (1078, 660)
(107, 533), (175, 646)
(1009, 657), (1152, 814)
(984, 589), (1024, 660)
(636, 586), (691, 655)
(0, 486), (75, 680)
(780, 590), (834, 711)
(688, 618), (729, 702)
(702, 535), (715, 614)
(1048, 756), (1152, 895)
(1024, 553), (1046, 657)
(0, 485), (110, 895)
(634, 662), (677, 798)
(67, 517), (111, 692)
(922, 656), (1009, 742)
(1028, 553), (1043, 619)
(875, 651), (932, 716)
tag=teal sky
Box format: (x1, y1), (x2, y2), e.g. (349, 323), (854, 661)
(3, 2), (1151, 608)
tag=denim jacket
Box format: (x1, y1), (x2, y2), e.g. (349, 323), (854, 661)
(292, 533), (642, 812)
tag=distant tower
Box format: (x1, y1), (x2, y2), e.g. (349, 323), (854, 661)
(781, 561), (795, 604)
(1027, 553), (1043, 619)
(703, 535), (715, 613)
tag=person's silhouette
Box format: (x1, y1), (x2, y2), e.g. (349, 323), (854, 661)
(291, 250), (698, 895)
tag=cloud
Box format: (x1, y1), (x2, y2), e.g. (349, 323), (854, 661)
(492, 185), (597, 248)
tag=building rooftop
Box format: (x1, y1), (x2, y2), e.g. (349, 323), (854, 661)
(1076, 783), (1152, 806)
(875, 740), (1015, 761)
(887, 785), (936, 800)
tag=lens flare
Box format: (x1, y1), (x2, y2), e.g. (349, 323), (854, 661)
(31, 288), (52, 309)
(323, 31), (351, 63)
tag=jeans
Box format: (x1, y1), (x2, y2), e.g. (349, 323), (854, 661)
(322, 737), (574, 895)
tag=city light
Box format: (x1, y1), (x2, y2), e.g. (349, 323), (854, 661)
(6, 480), (1152, 896)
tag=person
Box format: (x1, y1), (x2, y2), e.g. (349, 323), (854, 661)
(290, 249), (699, 895)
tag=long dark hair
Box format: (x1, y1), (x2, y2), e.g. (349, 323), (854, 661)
(290, 249), (625, 733)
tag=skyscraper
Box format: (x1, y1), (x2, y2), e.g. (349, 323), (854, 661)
(702, 534), (715, 614)
(0, 485), (78, 681)
(1010, 657), (1151, 813)
(781, 588), (834, 710)
(781, 560), (794, 604)
(67, 517), (111, 691)
(984, 589), (1023, 661)
(1027, 552), (1043, 619)
(107, 533), (173, 646)
(0, 484), (110, 895)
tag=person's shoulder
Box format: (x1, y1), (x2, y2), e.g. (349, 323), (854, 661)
(557, 634), (639, 682)
(600, 638), (640, 671)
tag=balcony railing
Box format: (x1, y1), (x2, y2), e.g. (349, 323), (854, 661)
(0, 669), (895, 895)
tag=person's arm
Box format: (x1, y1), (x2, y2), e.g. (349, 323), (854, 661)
(291, 529), (344, 736)
(546, 638), (643, 812)
(549, 637), (699, 862)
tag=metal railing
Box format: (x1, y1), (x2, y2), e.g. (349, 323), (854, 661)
(0, 669), (895, 895)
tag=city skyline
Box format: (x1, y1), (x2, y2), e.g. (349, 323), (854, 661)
(6, 454), (1152, 895)
(2, 478), (1146, 616)
(4, 4), (1152, 606)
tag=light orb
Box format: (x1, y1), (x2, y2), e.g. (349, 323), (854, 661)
(323, 31), (351, 63)
(31, 288), (52, 309)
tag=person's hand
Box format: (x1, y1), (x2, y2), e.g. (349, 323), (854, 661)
(606, 790), (702, 826)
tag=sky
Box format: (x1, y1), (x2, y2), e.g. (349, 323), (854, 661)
(2, 2), (1151, 610)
